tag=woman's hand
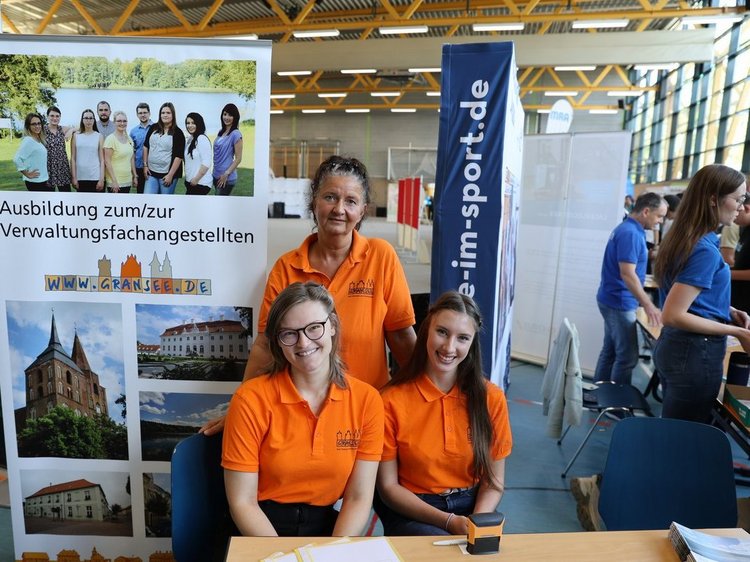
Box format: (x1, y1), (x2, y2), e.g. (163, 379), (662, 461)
(446, 514), (469, 535)
(200, 414), (226, 436)
(96, 178), (104, 191)
(731, 307), (750, 330)
(111, 182), (120, 193)
(163, 174), (173, 186)
(217, 172), (228, 188)
(22, 169), (40, 179)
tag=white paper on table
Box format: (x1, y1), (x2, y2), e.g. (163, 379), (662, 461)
(303, 537), (403, 562)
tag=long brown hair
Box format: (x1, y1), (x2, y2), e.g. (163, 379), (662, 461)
(388, 291), (498, 487)
(264, 281), (347, 388)
(654, 164), (746, 285)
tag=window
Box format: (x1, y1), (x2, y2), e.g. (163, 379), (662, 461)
(85, 490), (91, 500)
(86, 506), (92, 518)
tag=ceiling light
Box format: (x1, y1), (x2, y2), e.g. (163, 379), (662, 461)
(270, 110), (284, 115)
(537, 109), (551, 114)
(341, 68), (377, 74)
(589, 109), (619, 114)
(346, 109), (370, 113)
(572, 19), (629, 29)
(633, 63), (679, 71)
(472, 23), (525, 32)
(317, 92), (347, 98)
(544, 91), (579, 97)
(681, 14), (743, 25)
(379, 25), (429, 35)
(270, 94), (295, 99)
(302, 109), (326, 114)
(277, 70), (312, 76)
(391, 108), (417, 113)
(227, 34), (259, 40)
(426, 91), (441, 97)
(371, 92), (401, 97)
(554, 65), (596, 71)
(292, 29), (340, 38)
(408, 67), (441, 73)
(607, 90), (643, 97)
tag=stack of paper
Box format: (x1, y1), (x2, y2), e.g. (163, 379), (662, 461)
(669, 522), (750, 562)
(261, 537), (404, 562)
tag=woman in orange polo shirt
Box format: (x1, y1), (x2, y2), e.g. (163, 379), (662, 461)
(376, 291), (512, 535)
(222, 282), (384, 536)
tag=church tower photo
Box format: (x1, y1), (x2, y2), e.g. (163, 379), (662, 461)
(23, 313), (108, 422)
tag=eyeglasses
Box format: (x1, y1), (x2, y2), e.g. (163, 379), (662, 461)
(731, 193), (750, 207)
(277, 317), (329, 346)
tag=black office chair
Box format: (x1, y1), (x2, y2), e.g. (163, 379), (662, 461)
(171, 432), (237, 562)
(559, 381), (652, 478)
(598, 417), (737, 530)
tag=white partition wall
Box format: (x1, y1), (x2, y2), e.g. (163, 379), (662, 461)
(512, 132), (631, 374)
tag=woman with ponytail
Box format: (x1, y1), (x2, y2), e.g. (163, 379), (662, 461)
(375, 291), (512, 535)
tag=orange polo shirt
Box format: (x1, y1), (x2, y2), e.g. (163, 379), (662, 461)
(259, 230), (415, 389)
(381, 374), (512, 495)
(222, 368), (384, 506)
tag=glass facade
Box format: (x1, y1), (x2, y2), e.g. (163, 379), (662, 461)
(627, 18), (750, 183)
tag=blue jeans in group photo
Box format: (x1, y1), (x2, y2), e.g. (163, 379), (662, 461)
(653, 326), (726, 424)
(374, 487), (477, 536)
(144, 174), (178, 194)
(593, 303), (638, 385)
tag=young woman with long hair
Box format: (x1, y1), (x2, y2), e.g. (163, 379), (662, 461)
(43, 106), (73, 192)
(212, 103), (243, 195)
(70, 109), (104, 193)
(653, 163), (750, 423)
(13, 112), (52, 192)
(375, 291), (512, 535)
(222, 282), (383, 537)
(143, 102), (185, 194)
(183, 112), (212, 195)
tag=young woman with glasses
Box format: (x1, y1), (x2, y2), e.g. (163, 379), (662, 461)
(13, 113), (53, 192)
(654, 164), (750, 423)
(222, 281), (384, 537)
(103, 110), (137, 194)
(71, 109), (105, 193)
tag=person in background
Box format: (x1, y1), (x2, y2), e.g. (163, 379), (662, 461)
(70, 109), (104, 193)
(594, 192), (667, 385)
(661, 194), (680, 240)
(130, 102), (152, 194)
(722, 193), (750, 313)
(654, 164), (750, 423)
(96, 101), (115, 139)
(103, 110), (136, 194)
(222, 282), (383, 536)
(375, 291), (512, 535)
(13, 112), (52, 192)
(143, 102), (185, 195)
(200, 155), (416, 435)
(212, 103), (243, 195)
(623, 194), (635, 220)
(43, 106), (72, 192)
(183, 112), (213, 195)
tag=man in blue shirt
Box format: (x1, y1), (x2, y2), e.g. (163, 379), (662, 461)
(130, 102), (152, 194)
(594, 192), (667, 385)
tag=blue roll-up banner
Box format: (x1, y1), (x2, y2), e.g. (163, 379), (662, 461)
(431, 42), (524, 388)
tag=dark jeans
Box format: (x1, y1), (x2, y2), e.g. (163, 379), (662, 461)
(213, 177), (235, 196)
(374, 487), (477, 536)
(653, 326), (726, 424)
(51, 183), (71, 192)
(25, 180), (53, 192)
(185, 179), (211, 195)
(259, 499), (337, 536)
(136, 167), (146, 194)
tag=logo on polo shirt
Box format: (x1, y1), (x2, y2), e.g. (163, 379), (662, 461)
(336, 428), (362, 449)
(348, 280), (374, 297)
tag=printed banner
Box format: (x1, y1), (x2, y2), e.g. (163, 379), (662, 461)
(0, 35), (271, 560)
(431, 42), (524, 387)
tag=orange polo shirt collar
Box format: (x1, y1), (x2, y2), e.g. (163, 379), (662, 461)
(277, 368), (345, 406)
(414, 373), (462, 402)
(289, 230), (369, 275)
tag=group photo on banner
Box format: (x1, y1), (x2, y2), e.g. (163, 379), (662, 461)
(0, 35), (271, 560)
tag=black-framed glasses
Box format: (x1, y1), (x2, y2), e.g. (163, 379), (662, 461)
(277, 317), (329, 346)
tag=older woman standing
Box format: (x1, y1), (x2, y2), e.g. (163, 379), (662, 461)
(201, 155), (416, 435)
(223, 282), (383, 536)
(103, 111), (137, 194)
(13, 113), (51, 192)
(44, 106), (73, 192)
(654, 164), (750, 423)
